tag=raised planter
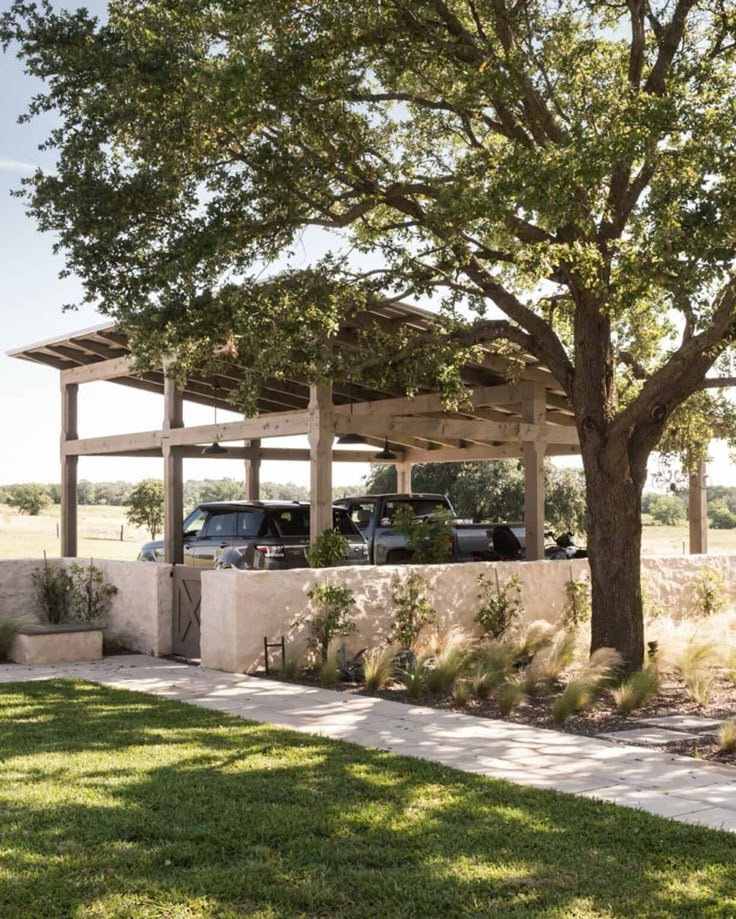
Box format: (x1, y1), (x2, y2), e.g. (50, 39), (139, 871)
(9, 623), (103, 666)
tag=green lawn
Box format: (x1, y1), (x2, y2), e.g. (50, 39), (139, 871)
(1, 682), (736, 918)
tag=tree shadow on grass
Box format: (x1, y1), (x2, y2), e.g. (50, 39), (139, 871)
(0, 680), (735, 918)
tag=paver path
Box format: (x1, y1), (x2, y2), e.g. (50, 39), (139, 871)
(2, 654), (736, 832)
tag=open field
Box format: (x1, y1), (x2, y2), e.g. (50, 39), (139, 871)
(0, 504), (147, 561)
(1, 679), (735, 919)
(2, 504), (736, 560)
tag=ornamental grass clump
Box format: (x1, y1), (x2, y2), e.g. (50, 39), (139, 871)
(319, 646), (342, 686)
(400, 656), (431, 700)
(452, 680), (471, 708)
(718, 719), (736, 753)
(362, 645), (398, 692)
(517, 620), (556, 658)
(495, 680), (525, 716)
(612, 666), (660, 716)
(674, 638), (718, 704)
(471, 640), (517, 695)
(552, 648), (623, 724)
(0, 614), (36, 660)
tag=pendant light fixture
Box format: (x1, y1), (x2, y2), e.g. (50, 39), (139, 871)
(374, 438), (397, 461)
(336, 433), (367, 445)
(202, 381), (228, 456)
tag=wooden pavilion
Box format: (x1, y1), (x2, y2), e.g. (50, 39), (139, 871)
(7, 302), (709, 562)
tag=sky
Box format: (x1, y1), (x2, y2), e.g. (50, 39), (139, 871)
(0, 1), (734, 493)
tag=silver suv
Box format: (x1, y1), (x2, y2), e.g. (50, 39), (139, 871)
(138, 500), (368, 569)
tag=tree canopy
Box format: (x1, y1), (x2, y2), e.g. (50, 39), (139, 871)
(6, 0), (736, 666)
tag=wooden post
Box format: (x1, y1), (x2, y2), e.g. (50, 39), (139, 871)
(163, 376), (184, 564)
(308, 382), (334, 542)
(60, 380), (78, 557)
(396, 462), (412, 493)
(522, 384), (546, 561)
(689, 457), (708, 555)
(244, 437), (261, 501)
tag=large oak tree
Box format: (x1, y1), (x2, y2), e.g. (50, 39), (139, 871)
(5, 0), (736, 666)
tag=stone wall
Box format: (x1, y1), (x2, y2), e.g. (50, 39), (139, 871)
(0, 558), (173, 656)
(200, 554), (736, 674)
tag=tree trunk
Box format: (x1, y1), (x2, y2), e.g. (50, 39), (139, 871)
(583, 441), (646, 670)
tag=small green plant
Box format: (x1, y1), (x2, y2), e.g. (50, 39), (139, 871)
(691, 569), (727, 619)
(400, 657), (430, 699)
(552, 648), (622, 723)
(32, 556), (73, 624)
(562, 571), (591, 631)
(306, 583), (357, 661)
(390, 572), (436, 649)
(452, 680), (471, 707)
(306, 529), (349, 568)
(393, 504), (454, 564)
(67, 561), (118, 623)
(718, 719), (736, 753)
(612, 666), (660, 716)
(475, 571), (523, 639)
(495, 680), (525, 716)
(362, 645), (398, 691)
(319, 646), (342, 686)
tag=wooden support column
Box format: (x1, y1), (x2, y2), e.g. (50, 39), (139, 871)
(163, 377), (184, 564)
(522, 385), (546, 561)
(308, 382), (334, 542)
(396, 462), (412, 493)
(60, 380), (78, 557)
(244, 437), (261, 501)
(689, 457), (708, 555)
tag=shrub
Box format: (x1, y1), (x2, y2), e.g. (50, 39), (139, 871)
(561, 572), (591, 630)
(390, 572), (436, 649)
(495, 680), (524, 716)
(691, 569), (727, 619)
(475, 571), (523, 639)
(472, 641), (517, 693)
(306, 529), (348, 568)
(67, 561), (118, 623)
(718, 720), (736, 753)
(306, 583), (357, 661)
(362, 645), (398, 691)
(32, 558), (73, 624)
(7, 484), (51, 516)
(612, 666), (660, 716)
(393, 504), (454, 564)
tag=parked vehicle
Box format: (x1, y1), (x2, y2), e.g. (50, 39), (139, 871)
(489, 525), (587, 560)
(335, 493), (496, 564)
(137, 500), (368, 569)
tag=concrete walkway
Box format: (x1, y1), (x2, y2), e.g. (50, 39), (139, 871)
(2, 654), (736, 833)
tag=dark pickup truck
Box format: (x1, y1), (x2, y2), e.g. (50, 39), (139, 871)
(137, 500), (368, 569)
(335, 493), (504, 565)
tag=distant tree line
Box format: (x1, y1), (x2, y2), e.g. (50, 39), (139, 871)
(642, 487), (736, 530)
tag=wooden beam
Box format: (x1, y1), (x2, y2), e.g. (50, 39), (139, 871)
(522, 384), (546, 561)
(163, 377), (184, 564)
(689, 458), (708, 555)
(60, 381), (78, 557)
(309, 382), (334, 541)
(61, 355), (135, 385)
(64, 409), (311, 456)
(332, 383), (527, 420)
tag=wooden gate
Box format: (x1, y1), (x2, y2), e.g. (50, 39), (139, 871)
(172, 566), (202, 659)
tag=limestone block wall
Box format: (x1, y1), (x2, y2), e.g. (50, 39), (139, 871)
(201, 554), (736, 674)
(0, 558), (173, 656)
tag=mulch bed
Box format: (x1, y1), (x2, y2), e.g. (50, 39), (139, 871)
(254, 670), (736, 766)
